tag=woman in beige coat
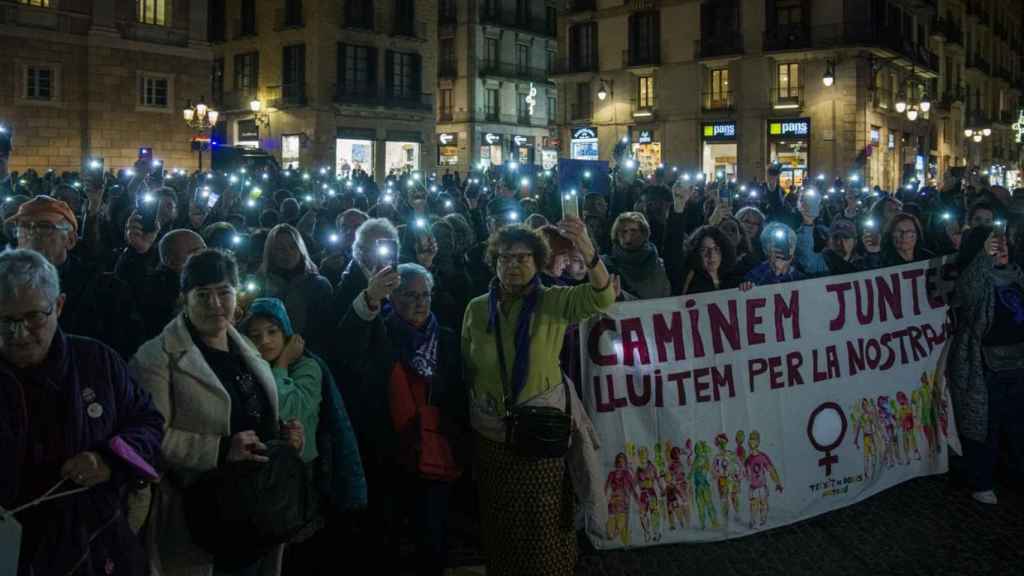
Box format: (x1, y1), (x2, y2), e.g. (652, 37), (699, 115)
(130, 249), (302, 576)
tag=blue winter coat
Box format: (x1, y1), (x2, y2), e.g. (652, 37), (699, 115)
(0, 329), (164, 576)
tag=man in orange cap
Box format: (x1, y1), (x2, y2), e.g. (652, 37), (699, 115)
(5, 195), (142, 357)
(4, 195), (79, 267)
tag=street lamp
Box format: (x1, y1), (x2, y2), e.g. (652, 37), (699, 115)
(249, 99), (270, 128)
(597, 82), (609, 101)
(895, 89), (907, 114)
(919, 91), (931, 113)
(982, 127), (992, 137)
(906, 105), (919, 122)
(183, 97), (218, 171)
(822, 60), (835, 87)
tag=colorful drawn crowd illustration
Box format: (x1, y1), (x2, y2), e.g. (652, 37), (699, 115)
(604, 430), (783, 545)
(849, 371), (950, 479)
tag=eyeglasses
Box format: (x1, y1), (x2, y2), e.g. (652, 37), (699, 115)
(497, 252), (534, 265)
(894, 229), (918, 238)
(396, 291), (432, 304)
(700, 246), (722, 257)
(0, 303), (56, 335)
(15, 221), (71, 238)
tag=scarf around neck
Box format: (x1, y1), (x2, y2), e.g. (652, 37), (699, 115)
(487, 275), (540, 405)
(387, 312), (439, 381)
(611, 242), (669, 298)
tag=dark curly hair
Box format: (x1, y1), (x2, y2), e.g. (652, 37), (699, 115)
(486, 224), (551, 272)
(686, 225), (737, 274)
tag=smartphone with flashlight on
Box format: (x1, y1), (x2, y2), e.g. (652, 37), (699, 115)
(136, 191), (159, 233)
(375, 238), (398, 271)
(206, 192), (221, 209)
(83, 157), (105, 189)
(150, 159), (164, 181)
(138, 147), (153, 164)
(993, 219), (1007, 238)
(800, 189), (822, 219)
(561, 190), (580, 220)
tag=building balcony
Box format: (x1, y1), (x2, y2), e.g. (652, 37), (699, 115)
(439, 110), (453, 122)
(568, 0), (597, 13)
(334, 86), (432, 111)
(478, 61), (552, 84)
(219, 91), (258, 112)
(936, 85), (967, 110)
(623, 49), (661, 69)
(570, 103), (592, 121)
(967, 55), (991, 74)
(807, 22), (938, 73)
(696, 34), (744, 60)
(118, 22), (191, 47)
(550, 57), (598, 76)
(702, 91), (734, 112)
(931, 17), (963, 47)
(764, 24), (811, 52)
(484, 110), (500, 122)
(275, 8), (304, 31)
(480, 12), (556, 38)
(267, 84), (307, 109)
(439, 61), (458, 78)
(770, 86), (804, 110)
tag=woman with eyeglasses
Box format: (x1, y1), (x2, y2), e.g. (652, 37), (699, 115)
(462, 217), (613, 575)
(130, 249), (303, 576)
(868, 213), (934, 269)
(679, 225), (741, 295)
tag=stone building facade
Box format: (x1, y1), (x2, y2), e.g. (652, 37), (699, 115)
(554, 0), (1024, 190)
(211, 0), (438, 178)
(0, 0), (212, 173)
(434, 0), (561, 175)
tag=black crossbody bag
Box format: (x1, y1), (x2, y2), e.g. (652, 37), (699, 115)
(494, 306), (572, 459)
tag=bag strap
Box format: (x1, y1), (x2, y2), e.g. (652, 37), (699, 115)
(493, 298), (572, 420)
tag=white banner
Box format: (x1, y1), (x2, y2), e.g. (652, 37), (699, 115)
(582, 260), (960, 547)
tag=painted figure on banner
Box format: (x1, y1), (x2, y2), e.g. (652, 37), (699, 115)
(635, 446), (664, 542)
(664, 440), (693, 530)
(897, 392), (922, 461)
(712, 433), (744, 523)
(852, 398), (880, 479)
(877, 396), (901, 467)
(604, 451), (640, 546)
(744, 430), (783, 529)
(915, 373), (941, 457)
(690, 440), (718, 529)
(735, 430), (747, 463)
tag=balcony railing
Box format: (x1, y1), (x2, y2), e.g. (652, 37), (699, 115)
(438, 61), (457, 78)
(275, 8), (304, 31)
(696, 34), (744, 59)
(478, 61), (552, 83)
(333, 85), (432, 111)
(568, 0), (597, 12)
(219, 90), (255, 112)
(439, 110), (453, 122)
(484, 110), (500, 121)
(702, 91), (734, 112)
(967, 55), (991, 74)
(764, 24), (810, 51)
(571, 103), (592, 120)
(550, 57), (598, 75)
(480, 11), (556, 37)
(770, 86), (804, 109)
(267, 83), (307, 108)
(931, 17), (963, 46)
(623, 49), (661, 68)
(797, 22), (938, 72)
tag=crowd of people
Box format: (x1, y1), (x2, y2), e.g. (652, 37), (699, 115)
(2, 125), (1023, 576)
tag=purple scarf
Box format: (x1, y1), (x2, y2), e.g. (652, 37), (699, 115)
(487, 275), (541, 403)
(387, 312), (440, 381)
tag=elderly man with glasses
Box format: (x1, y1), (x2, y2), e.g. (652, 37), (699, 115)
(0, 249), (164, 576)
(5, 195), (143, 357)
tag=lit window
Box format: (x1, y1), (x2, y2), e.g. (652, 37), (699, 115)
(19, 0), (51, 7)
(638, 76), (655, 109)
(138, 0), (167, 26)
(777, 63), (800, 100)
(282, 135), (301, 168)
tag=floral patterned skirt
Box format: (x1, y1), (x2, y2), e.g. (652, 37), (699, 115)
(476, 434), (576, 576)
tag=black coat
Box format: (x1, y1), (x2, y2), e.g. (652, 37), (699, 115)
(59, 255), (144, 360)
(336, 307), (466, 470)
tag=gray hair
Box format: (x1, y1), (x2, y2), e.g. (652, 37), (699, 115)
(396, 263), (434, 292)
(0, 249), (61, 303)
(158, 229), (204, 266)
(353, 217), (399, 271)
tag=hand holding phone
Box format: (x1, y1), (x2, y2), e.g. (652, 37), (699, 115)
(136, 191), (159, 233)
(561, 189), (580, 220)
(374, 238), (398, 271)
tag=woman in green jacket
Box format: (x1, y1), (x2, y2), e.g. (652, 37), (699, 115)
(462, 216), (613, 575)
